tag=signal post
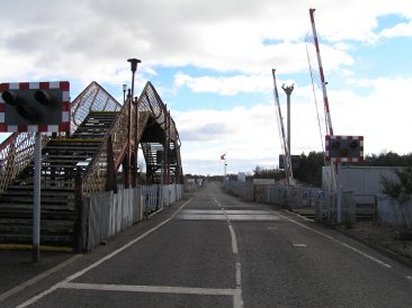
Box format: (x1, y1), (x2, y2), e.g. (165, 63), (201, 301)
(0, 81), (70, 262)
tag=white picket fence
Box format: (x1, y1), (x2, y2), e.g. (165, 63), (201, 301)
(81, 184), (184, 251)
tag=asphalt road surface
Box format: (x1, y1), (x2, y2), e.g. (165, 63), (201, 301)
(7, 182), (412, 307)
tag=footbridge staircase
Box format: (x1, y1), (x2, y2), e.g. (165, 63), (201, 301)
(0, 81), (183, 249)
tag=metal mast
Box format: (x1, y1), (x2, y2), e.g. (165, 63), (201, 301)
(272, 69), (294, 186)
(282, 84), (294, 154)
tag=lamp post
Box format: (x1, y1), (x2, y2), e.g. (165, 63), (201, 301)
(127, 58), (141, 187)
(282, 83), (294, 155)
(122, 83), (127, 103)
(127, 58), (141, 99)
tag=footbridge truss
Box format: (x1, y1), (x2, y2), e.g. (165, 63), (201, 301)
(0, 81), (183, 246)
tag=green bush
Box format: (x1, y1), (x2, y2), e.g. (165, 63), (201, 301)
(381, 166), (412, 200)
(381, 167), (412, 229)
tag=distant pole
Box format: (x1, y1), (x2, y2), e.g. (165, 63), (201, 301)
(282, 84), (294, 155)
(221, 154), (227, 181)
(122, 83), (127, 103)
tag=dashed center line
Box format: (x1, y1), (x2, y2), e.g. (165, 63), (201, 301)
(212, 197), (243, 308)
(228, 224), (239, 254)
(293, 243), (308, 248)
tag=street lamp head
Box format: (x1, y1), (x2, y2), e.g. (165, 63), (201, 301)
(122, 83), (127, 92)
(282, 83), (294, 95)
(127, 58), (141, 72)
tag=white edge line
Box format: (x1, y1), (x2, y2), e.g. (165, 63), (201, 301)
(284, 209), (315, 222)
(0, 254), (82, 303)
(60, 282), (236, 296)
(273, 209), (392, 269)
(148, 207), (165, 218)
(16, 197), (193, 308)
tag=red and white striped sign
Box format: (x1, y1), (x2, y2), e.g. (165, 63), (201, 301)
(0, 81), (70, 132)
(325, 135), (364, 163)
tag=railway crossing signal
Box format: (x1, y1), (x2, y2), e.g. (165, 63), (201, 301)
(0, 80), (70, 262)
(0, 81), (70, 132)
(325, 135), (364, 163)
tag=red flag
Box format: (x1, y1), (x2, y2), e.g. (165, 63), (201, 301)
(220, 154), (226, 160)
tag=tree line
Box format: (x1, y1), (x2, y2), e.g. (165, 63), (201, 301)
(253, 151), (412, 187)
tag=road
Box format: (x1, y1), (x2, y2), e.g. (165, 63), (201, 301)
(6, 182), (412, 307)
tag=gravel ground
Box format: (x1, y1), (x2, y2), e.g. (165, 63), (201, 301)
(336, 221), (412, 267)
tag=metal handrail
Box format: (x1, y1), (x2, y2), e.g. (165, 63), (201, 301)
(0, 81), (182, 195)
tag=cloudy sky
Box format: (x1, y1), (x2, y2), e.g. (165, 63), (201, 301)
(1, 0), (412, 175)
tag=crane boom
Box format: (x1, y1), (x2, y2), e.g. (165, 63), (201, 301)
(309, 8), (337, 193)
(309, 8), (334, 137)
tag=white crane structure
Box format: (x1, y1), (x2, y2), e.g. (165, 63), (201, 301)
(272, 69), (294, 186)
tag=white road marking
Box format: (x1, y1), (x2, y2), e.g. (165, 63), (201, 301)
(213, 197), (243, 308)
(229, 224), (238, 255)
(148, 207), (164, 218)
(221, 207), (230, 222)
(293, 243), (307, 248)
(177, 209), (281, 221)
(212, 197), (221, 207)
(273, 210), (393, 269)
(16, 198), (194, 308)
(0, 254), (82, 302)
(60, 282), (237, 296)
(285, 209), (315, 222)
(177, 214), (227, 220)
(235, 262), (241, 289)
(228, 215), (280, 221)
(234, 262), (244, 308)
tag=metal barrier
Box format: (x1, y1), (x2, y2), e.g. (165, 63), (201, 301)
(224, 181), (330, 221)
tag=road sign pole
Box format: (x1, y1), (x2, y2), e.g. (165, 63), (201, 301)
(33, 132), (41, 262)
(336, 163), (342, 224)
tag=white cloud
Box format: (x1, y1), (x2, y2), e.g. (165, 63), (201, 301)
(174, 74), (412, 175)
(1, 0), (412, 176)
(174, 73), (272, 95)
(0, 0), (408, 84)
(174, 99), (325, 175)
(171, 36), (355, 96)
(322, 76), (412, 155)
(380, 21), (412, 39)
